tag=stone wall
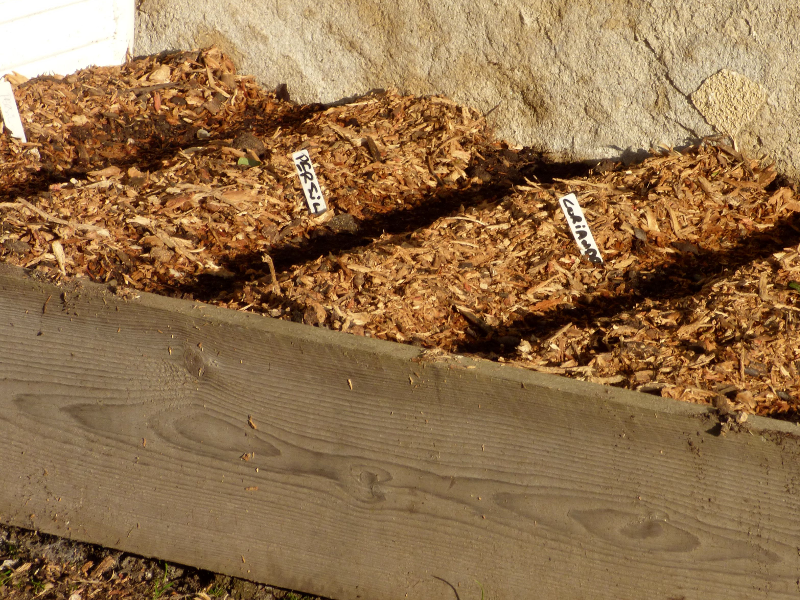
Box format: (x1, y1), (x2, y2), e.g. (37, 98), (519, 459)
(135, 0), (800, 177)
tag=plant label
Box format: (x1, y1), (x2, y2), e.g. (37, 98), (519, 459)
(0, 80), (27, 143)
(292, 149), (328, 215)
(559, 193), (603, 264)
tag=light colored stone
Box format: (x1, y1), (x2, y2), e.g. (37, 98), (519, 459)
(135, 0), (800, 178)
(691, 69), (767, 143)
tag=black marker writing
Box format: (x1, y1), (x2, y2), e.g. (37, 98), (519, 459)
(558, 193), (603, 264)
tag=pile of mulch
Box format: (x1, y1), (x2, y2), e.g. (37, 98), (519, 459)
(2, 46), (800, 420)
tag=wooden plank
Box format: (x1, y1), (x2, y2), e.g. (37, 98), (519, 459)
(1, 262), (800, 600)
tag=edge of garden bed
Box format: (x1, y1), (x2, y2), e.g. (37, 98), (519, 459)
(2, 262), (800, 600)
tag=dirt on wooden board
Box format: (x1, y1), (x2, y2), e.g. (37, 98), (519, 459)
(3, 42), (800, 600)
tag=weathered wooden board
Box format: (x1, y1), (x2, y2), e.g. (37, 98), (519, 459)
(2, 262), (800, 600)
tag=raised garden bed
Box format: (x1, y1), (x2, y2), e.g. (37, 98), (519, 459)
(4, 260), (800, 600)
(2, 48), (799, 417)
(2, 47), (800, 600)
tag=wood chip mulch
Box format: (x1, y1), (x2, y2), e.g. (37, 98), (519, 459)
(2, 47), (800, 421)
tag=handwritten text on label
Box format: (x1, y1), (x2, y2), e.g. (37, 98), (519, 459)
(559, 193), (603, 264)
(0, 80), (27, 143)
(292, 149), (328, 215)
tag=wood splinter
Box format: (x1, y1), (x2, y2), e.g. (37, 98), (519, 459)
(262, 253), (279, 294)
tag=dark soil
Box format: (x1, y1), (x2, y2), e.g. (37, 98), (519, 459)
(0, 524), (326, 600)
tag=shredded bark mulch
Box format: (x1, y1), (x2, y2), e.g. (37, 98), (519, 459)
(2, 46), (800, 422)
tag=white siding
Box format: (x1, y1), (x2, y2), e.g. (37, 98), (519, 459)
(0, 0), (134, 78)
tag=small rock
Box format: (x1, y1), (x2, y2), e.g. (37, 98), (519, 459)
(744, 364), (765, 377)
(303, 301), (327, 326)
(149, 247), (174, 264)
(327, 213), (359, 234)
(671, 241), (700, 254)
(2, 239), (32, 255)
(632, 226), (648, 242)
(232, 133), (268, 157)
(595, 158), (617, 173)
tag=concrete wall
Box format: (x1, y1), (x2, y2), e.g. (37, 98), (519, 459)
(135, 0), (800, 177)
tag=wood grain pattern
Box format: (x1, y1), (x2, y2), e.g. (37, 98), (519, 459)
(2, 263), (800, 600)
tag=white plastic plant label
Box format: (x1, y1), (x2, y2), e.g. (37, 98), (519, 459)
(0, 80), (26, 143)
(559, 193), (603, 264)
(292, 149), (328, 215)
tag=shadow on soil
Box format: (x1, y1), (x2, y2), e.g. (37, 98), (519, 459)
(0, 89), (324, 203)
(457, 207), (800, 352)
(167, 139), (800, 363)
(180, 151), (591, 292)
